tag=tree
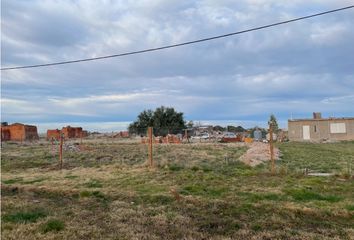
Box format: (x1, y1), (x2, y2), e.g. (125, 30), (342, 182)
(186, 121), (194, 128)
(227, 125), (245, 133)
(213, 125), (225, 132)
(128, 106), (186, 136)
(268, 114), (279, 132)
(128, 110), (154, 135)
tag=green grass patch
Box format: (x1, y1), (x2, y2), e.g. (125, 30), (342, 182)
(138, 194), (174, 205)
(23, 177), (47, 184)
(84, 179), (103, 188)
(64, 175), (79, 179)
(80, 190), (107, 200)
(238, 192), (286, 202)
(168, 164), (184, 171)
(285, 188), (342, 202)
(345, 205), (354, 211)
(2, 209), (47, 223)
(2, 177), (23, 184)
(40, 219), (65, 233)
(181, 184), (227, 197)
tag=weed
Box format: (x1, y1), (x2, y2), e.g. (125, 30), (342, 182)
(80, 190), (92, 198)
(40, 219), (65, 233)
(285, 189), (342, 202)
(64, 175), (79, 179)
(2, 209), (47, 223)
(251, 224), (262, 231)
(84, 179), (103, 188)
(345, 205), (354, 211)
(168, 164), (184, 171)
(2, 177), (23, 184)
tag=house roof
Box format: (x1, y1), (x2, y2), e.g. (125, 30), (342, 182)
(289, 117), (354, 122)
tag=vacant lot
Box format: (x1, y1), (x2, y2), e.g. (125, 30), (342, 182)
(1, 140), (354, 240)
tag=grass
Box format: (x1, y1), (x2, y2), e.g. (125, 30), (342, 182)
(285, 188), (342, 202)
(2, 209), (47, 223)
(278, 141), (354, 173)
(40, 219), (65, 233)
(1, 140), (354, 239)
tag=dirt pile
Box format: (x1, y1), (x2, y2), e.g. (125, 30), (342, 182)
(240, 142), (280, 166)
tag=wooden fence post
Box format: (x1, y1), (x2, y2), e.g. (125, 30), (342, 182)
(59, 134), (63, 169)
(148, 127), (153, 168)
(269, 124), (275, 174)
(51, 137), (55, 157)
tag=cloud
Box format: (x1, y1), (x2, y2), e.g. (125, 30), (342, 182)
(1, 0), (354, 128)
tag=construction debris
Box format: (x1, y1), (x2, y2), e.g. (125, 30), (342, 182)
(141, 134), (182, 144)
(240, 142), (280, 166)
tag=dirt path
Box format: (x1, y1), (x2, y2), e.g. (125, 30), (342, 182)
(240, 142), (280, 166)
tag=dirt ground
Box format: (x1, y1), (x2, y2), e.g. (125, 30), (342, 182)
(240, 142), (280, 166)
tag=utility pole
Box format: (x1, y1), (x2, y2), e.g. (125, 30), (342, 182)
(269, 123), (275, 174)
(148, 127), (153, 168)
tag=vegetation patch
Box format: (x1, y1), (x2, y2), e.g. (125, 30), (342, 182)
(80, 190), (107, 200)
(168, 164), (184, 171)
(2, 177), (23, 184)
(181, 185), (227, 198)
(23, 177), (48, 184)
(84, 179), (103, 188)
(345, 205), (354, 211)
(64, 175), (79, 179)
(285, 188), (342, 202)
(2, 209), (47, 223)
(40, 219), (65, 233)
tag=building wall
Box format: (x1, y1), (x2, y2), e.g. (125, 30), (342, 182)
(61, 126), (85, 139)
(74, 127), (83, 138)
(5, 124), (25, 141)
(61, 126), (76, 139)
(1, 129), (11, 141)
(288, 119), (354, 141)
(24, 125), (39, 140)
(47, 129), (61, 140)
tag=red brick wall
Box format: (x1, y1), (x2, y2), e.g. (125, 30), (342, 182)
(23, 125), (39, 140)
(1, 129), (11, 141)
(47, 129), (61, 140)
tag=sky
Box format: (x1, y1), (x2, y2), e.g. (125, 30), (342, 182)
(1, 0), (354, 132)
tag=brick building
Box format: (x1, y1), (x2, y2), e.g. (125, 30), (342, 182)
(1, 123), (39, 141)
(46, 129), (61, 140)
(46, 126), (87, 140)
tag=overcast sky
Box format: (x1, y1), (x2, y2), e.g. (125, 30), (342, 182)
(1, 0), (354, 132)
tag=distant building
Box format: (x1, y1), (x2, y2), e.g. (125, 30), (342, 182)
(1, 123), (39, 141)
(288, 112), (354, 141)
(253, 129), (262, 141)
(47, 126), (87, 140)
(47, 129), (61, 140)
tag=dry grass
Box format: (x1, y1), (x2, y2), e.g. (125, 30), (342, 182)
(1, 139), (354, 239)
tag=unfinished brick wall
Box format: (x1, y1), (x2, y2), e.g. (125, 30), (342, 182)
(61, 126), (76, 139)
(74, 127), (83, 138)
(81, 130), (88, 137)
(0, 123), (39, 141)
(1, 129), (11, 141)
(47, 129), (61, 140)
(24, 125), (39, 140)
(60, 126), (86, 139)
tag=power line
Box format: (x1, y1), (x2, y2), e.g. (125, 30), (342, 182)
(1, 5), (353, 71)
